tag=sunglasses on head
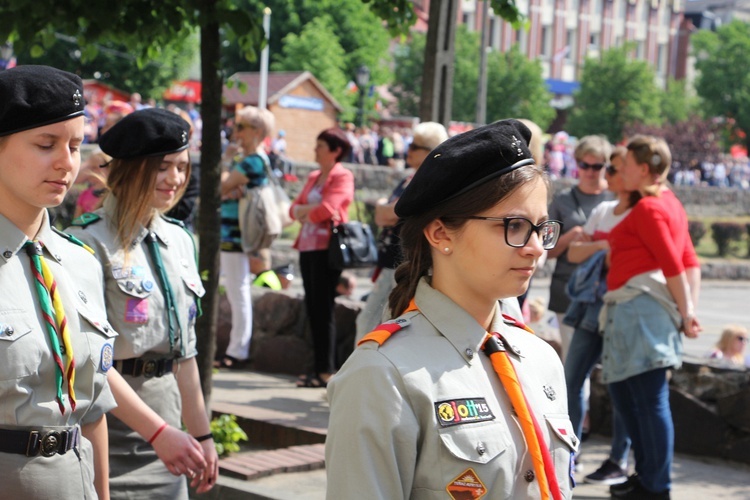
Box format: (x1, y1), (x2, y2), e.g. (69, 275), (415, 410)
(578, 161), (605, 171)
(409, 143), (431, 152)
(236, 123), (255, 131)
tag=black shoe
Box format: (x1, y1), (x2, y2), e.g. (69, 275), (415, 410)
(585, 459), (627, 485)
(610, 474), (639, 497)
(613, 481), (670, 500)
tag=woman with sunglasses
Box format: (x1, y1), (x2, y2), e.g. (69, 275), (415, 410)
(548, 135), (613, 361)
(562, 147), (636, 486)
(355, 121), (448, 341)
(603, 135), (701, 500)
(709, 324), (749, 368)
(327, 120), (576, 499)
(215, 106), (274, 369)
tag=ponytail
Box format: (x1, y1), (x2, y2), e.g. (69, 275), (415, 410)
(388, 228), (432, 318)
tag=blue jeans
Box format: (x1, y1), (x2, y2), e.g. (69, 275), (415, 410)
(608, 368), (673, 493)
(565, 327), (631, 466)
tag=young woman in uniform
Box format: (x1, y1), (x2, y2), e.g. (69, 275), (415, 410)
(68, 108), (218, 498)
(0, 66), (205, 499)
(326, 119), (577, 499)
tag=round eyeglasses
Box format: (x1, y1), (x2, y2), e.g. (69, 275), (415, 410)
(459, 216), (563, 250)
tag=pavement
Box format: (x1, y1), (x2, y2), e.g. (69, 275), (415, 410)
(193, 277), (750, 499)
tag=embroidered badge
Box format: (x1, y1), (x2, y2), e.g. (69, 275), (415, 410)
(112, 266), (128, 280)
(189, 303), (198, 322)
(543, 385), (557, 401)
(78, 290), (88, 304)
(435, 398), (495, 427)
(124, 298), (149, 323)
(446, 468), (487, 500)
(100, 343), (114, 372)
(142, 279), (154, 292)
(130, 266), (146, 277)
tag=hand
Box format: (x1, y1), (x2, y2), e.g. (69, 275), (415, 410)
(222, 187), (244, 201)
(191, 438), (220, 493)
(151, 425), (207, 477)
(682, 314), (702, 338)
(567, 226), (586, 242)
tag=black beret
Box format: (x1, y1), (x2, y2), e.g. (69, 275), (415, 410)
(99, 108), (190, 159)
(0, 65), (85, 137)
(395, 119), (535, 218)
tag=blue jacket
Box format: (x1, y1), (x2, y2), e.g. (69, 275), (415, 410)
(562, 250), (608, 333)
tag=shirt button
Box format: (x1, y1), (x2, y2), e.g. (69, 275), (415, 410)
(524, 469), (535, 482)
(3, 250), (12, 259)
(5, 326), (14, 336)
(476, 442), (486, 455)
(465, 348), (474, 359)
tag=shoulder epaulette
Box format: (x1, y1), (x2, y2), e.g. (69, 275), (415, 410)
(70, 212), (101, 228)
(160, 215), (185, 228)
(358, 318), (412, 347)
(52, 227), (95, 255)
(501, 313), (534, 334)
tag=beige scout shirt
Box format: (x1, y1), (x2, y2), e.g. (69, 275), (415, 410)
(68, 197), (205, 361)
(326, 278), (577, 500)
(0, 211), (117, 499)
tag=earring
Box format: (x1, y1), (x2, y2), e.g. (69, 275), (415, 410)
(444, 247), (450, 253)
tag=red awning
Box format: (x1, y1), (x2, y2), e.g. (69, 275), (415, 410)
(163, 80), (202, 103)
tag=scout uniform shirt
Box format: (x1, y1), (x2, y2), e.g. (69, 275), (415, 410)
(67, 196), (205, 499)
(326, 278), (577, 500)
(0, 211), (117, 499)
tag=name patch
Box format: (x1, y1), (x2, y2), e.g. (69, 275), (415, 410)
(435, 397), (495, 427)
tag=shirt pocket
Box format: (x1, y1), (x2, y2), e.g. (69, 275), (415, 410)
(438, 420), (511, 465)
(0, 310), (40, 381)
(180, 269), (205, 327)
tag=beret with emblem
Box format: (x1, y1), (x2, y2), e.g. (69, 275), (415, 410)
(99, 108), (190, 159)
(0, 65), (85, 137)
(395, 119), (535, 218)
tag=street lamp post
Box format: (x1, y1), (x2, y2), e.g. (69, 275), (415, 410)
(0, 42), (14, 71)
(355, 65), (370, 127)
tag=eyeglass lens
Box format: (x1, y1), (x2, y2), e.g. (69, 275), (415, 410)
(505, 218), (561, 250)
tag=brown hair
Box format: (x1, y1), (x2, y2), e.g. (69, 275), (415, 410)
(626, 135), (672, 197)
(610, 145), (642, 207)
(387, 164), (547, 317)
(317, 127), (351, 162)
(106, 154), (190, 248)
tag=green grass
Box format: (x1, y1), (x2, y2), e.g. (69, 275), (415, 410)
(692, 216), (750, 260)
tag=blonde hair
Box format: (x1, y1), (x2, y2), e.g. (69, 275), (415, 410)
(626, 135), (672, 197)
(106, 154), (191, 249)
(715, 324), (748, 365)
(412, 122), (449, 151)
(575, 135), (612, 163)
(236, 105), (274, 139)
(517, 119), (544, 166)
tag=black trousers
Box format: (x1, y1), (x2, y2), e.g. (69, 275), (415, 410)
(299, 250), (342, 375)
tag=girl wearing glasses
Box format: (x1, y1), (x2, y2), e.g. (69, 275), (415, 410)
(327, 120), (576, 499)
(547, 135), (613, 362)
(602, 135), (701, 500)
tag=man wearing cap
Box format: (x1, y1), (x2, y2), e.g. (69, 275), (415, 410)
(326, 119), (575, 499)
(68, 107), (218, 498)
(0, 65), (118, 498)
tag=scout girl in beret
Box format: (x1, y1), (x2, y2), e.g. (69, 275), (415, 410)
(326, 119), (577, 499)
(0, 66), (205, 499)
(68, 108), (218, 498)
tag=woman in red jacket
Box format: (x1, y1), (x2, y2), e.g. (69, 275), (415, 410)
(290, 128), (354, 388)
(603, 135), (701, 500)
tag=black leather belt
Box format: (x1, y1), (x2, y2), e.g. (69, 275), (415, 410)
(116, 357), (175, 378)
(0, 427), (79, 457)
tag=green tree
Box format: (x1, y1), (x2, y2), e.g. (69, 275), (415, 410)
(14, 35), (197, 99)
(270, 16), (352, 113)
(486, 45), (555, 129)
(660, 77), (697, 125)
(566, 45), (662, 143)
(392, 28), (554, 128)
(692, 19), (750, 149)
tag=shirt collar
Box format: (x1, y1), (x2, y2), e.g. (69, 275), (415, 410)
(0, 210), (62, 264)
(103, 195), (170, 248)
(413, 277), (501, 363)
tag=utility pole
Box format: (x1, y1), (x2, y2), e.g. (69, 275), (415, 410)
(420, 0), (459, 128)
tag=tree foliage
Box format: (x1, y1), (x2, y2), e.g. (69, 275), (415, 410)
(660, 77), (698, 125)
(392, 26), (553, 128)
(692, 19), (750, 149)
(623, 115), (721, 167)
(566, 45), (662, 143)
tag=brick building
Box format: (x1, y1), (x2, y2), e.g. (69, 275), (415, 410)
(223, 71), (342, 162)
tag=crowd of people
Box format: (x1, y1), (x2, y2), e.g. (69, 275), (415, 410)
(2, 62), (747, 500)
